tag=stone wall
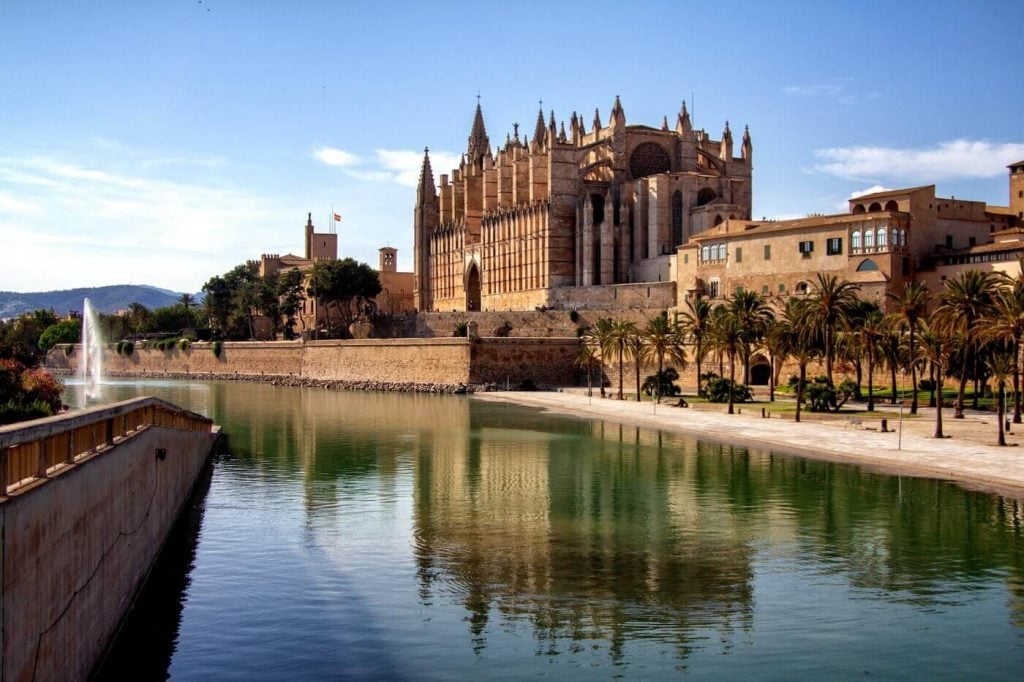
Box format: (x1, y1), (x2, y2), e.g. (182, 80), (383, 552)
(48, 337), (587, 390)
(1, 410), (216, 680)
(414, 308), (669, 339)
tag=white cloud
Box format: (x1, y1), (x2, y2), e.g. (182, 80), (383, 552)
(312, 146), (361, 167)
(0, 153), (297, 292)
(849, 185), (891, 199)
(781, 81), (877, 105)
(373, 149), (462, 188)
(813, 139), (1024, 182)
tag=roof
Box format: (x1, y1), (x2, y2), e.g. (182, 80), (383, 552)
(847, 185), (934, 202)
(687, 211), (902, 243)
(1009, 160), (1024, 169)
(985, 205), (1015, 216)
(945, 240), (1024, 256)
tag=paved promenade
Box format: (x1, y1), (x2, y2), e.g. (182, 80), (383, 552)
(477, 390), (1024, 497)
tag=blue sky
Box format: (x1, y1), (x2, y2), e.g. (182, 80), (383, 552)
(1, 0), (1022, 293)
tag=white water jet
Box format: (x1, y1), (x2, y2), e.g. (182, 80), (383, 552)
(80, 297), (104, 400)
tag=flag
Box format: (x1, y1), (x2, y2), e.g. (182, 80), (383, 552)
(333, 213), (342, 222)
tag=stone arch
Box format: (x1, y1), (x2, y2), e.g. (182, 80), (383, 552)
(869, 201), (882, 212)
(713, 214), (724, 226)
(465, 263), (481, 311)
(884, 200), (899, 211)
(696, 187), (718, 207)
(856, 258), (880, 271)
(590, 194), (605, 224)
(750, 358), (772, 386)
(629, 142), (672, 179)
(796, 280), (809, 295)
(852, 204), (866, 214)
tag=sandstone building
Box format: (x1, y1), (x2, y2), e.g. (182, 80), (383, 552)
(413, 98), (753, 312)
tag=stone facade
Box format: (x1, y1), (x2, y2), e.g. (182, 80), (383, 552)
(413, 97), (752, 313)
(677, 180), (1022, 311)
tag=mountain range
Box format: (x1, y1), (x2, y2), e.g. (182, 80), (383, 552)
(0, 285), (195, 318)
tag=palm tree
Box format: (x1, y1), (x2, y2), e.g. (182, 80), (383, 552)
(887, 281), (931, 414)
(782, 297), (818, 423)
(678, 297), (712, 396)
(125, 301), (150, 334)
(982, 281), (1024, 424)
(727, 289), (774, 385)
(178, 292), (195, 311)
(807, 273), (860, 385)
(583, 318), (616, 398)
(935, 270), (998, 418)
(761, 320), (790, 402)
(575, 341), (599, 397)
(988, 351), (1014, 446)
(623, 324), (645, 402)
(920, 320), (949, 438)
(641, 313), (686, 400)
(878, 326), (904, 405)
(859, 309), (886, 412)
(610, 320), (636, 400)
(715, 311), (744, 414)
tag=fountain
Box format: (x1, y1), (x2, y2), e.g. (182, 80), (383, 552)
(80, 297), (104, 400)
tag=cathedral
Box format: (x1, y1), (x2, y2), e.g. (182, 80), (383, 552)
(413, 96), (753, 312)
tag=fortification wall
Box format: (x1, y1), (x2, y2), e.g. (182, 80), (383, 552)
(48, 338), (581, 389)
(414, 308), (665, 339)
(1, 412), (216, 680)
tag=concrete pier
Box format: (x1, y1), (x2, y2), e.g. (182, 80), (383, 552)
(0, 397), (219, 681)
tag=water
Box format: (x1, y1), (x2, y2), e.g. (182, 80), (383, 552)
(79, 297), (103, 400)
(68, 380), (1024, 679)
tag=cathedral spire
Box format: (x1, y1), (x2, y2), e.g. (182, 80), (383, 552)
(661, 115), (669, 131)
(741, 125), (752, 162)
(533, 101), (546, 149)
(467, 100), (491, 167)
(610, 95), (625, 128)
(417, 147), (436, 201)
(592, 108), (602, 133)
(720, 121), (734, 161)
(676, 100), (692, 134)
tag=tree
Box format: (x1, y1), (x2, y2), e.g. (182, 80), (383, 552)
(878, 326), (904, 405)
(935, 270), (998, 418)
(761, 320), (790, 402)
(858, 309), (886, 412)
(308, 259), (383, 337)
(574, 341), (599, 397)
(727, 290), (773, 385)
(610, 320), (636, 400)
(640, 313), (686, 400)
(125, 302), (150, 333)
(678, 297), (712, 397)
(807, 273), (860, 385)
(582, 318), (615, 398)
(277, 269), (306, 339)
(0, 309), (60, 366)
(623, 323), (645, 402)
(714, 311), (745, 414)
(987, 351), (1014, 446)
(782, 297), (819, 423)
(38, 319), (81, 352)
(920, 320), (949, 438)
(887, 281), (931, 414)
(982, 281), (1024, 424)
(178, 293), (195, 311)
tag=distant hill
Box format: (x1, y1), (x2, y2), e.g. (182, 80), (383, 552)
(0, 285), (198, 318)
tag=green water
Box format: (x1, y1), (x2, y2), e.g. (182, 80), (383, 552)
(67, 379), (1024, 679)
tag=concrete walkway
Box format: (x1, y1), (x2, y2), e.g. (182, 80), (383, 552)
(475, 390), (1024, 497)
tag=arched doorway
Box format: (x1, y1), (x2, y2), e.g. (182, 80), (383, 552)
(750, 362), (772, 386)
(466, 264), (481, 311)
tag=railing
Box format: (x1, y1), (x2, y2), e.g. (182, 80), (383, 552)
(0, 397), (214, 497)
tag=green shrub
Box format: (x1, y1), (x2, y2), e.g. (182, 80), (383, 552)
(212, 340), (223, 358)
(453, 322), (469, 338)
(178, 338), (191, 351)
(569, 310), (579, 323)
(705, 377), (753, 404)
(122, 340), (134, 355)
(642, 368), (681, 397)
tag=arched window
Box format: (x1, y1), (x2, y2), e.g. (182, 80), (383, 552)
(900, 229), (907, 246)
(708, 278), (720, 298)
(852, 230), (862, 250)
(702, 245), (710, 262)
(891, 228), (898, 248)
(671, 191), (684, 247)
(857, 259), (880, 271)
(713, 214), (724, 226)
(877, 227), (887, 248)
(697, 187), (718, 206)
(869, 202), (882, 212)
(796, 281), (809, 295)
(864, 228), (875, 248)
(852, 204), (866, 215)
(718, 244), (727, 260)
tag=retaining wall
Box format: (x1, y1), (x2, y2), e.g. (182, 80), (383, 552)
(0, 399), (218, 681)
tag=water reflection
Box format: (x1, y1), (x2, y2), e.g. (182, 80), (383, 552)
(90, 381), (1024, 678)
